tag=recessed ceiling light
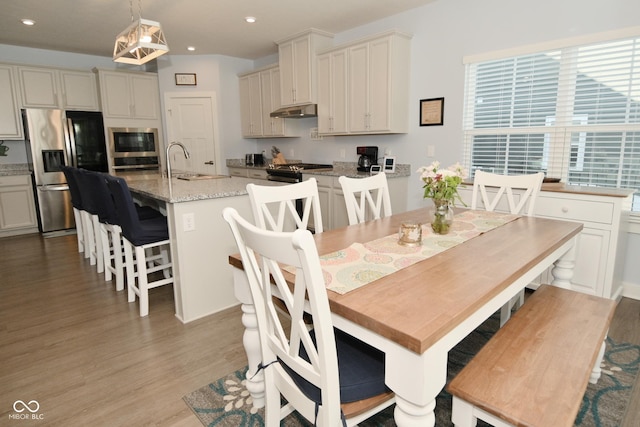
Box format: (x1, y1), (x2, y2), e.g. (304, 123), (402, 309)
(245, 16), (256, 23)
(21, 18), (35, 26)
(187, 46), (196, 51)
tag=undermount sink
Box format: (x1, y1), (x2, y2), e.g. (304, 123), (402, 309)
(176, 174), (229, 181)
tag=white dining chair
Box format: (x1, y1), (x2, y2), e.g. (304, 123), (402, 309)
(338, 172), (392, 225)
(246, 178), (323, 233)
(471, 170), (545, 326)
(222, 207), (395, 426)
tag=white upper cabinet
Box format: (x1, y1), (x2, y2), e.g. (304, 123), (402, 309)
(18, 66), (99, 111)
(277, 29), (333, 107)
(238, 65), (298, 138)
(0, 65), (23, 139)
(316, 31), (411, 135)
(317, 49), (348, 135)
(260, 67), (286, 137)
(96, 70), (160, 120)
(239, 72), (263, 137)
(347, 32), (411, 134)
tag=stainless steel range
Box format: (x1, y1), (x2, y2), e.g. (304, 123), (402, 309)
(266, 163), (333, 183)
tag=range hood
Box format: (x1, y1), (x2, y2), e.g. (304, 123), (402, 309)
(270, 103), (317, 118)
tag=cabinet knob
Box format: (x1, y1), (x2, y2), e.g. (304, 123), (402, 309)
(561, 206), (569, 213)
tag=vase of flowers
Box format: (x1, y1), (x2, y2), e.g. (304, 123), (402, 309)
(417, 161), (467, 234)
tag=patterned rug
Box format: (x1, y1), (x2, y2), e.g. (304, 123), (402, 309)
(184, 316), (639, 426)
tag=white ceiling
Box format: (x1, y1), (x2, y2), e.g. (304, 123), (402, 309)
(0, 0), (435, 60)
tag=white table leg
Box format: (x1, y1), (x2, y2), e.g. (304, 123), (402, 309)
(551, 239), (577, 289)
(386, 345), (448, 427)
(232, 268), (265, 408)
(590, 340), (606, 384)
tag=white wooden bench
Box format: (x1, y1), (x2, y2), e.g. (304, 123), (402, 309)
(447, 284), (617, 427)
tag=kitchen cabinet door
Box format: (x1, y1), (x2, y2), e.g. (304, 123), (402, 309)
(348, 43), (370, 133)
(317, 49), (348, 135)
(0, 175), (38, 235)
(18, 66), (98, 111)
(346, 32), (411, 134)
(18, 66), (59, 109)
(97, 70), (159, 120)
(277, 29), (333, 107)
(260, 68), (285, 137)
(0, 65), (23, 139)
(239, 73), (263, 137)
(59, 70), (99, 110)
(348, 37), (393, 133)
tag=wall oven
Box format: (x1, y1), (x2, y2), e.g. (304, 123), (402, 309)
(108, 127), (160, 171)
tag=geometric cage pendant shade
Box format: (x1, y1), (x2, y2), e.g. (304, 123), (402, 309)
(113, 18), (169, 65)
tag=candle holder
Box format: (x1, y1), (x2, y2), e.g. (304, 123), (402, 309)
(398, 221), (422, 246)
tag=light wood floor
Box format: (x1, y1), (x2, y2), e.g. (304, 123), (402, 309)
(1, 233), (638, 426)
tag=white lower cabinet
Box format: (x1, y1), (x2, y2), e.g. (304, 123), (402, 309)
(0, 175), (38, 236)
(228, 167), (268, 181)
(458, 186), (633, 299)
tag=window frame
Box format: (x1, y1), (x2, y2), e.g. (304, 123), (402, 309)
(462, 27), (640, 217)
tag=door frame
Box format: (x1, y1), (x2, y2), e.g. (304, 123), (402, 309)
(163, 91), (222, 175)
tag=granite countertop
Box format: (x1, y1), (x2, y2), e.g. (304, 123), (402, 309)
(123, 173), (282, 203)
(226, 159), (411, 179)
(0, 164), (30, 176)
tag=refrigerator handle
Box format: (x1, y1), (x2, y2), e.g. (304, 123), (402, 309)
(64, 117), (77, 168)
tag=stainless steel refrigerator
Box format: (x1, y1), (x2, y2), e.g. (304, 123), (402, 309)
(23, 108), (108, 233)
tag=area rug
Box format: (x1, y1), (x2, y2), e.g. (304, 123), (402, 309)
(184, 316), (639, 427)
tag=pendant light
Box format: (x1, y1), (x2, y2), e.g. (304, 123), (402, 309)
(113, 0), (169, 65)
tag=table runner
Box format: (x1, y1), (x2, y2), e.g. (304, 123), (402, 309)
(319, 210), (520, 294)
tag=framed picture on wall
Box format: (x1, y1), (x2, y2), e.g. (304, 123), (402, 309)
(175, 73), (197, 86)
(420, 97), (444, 126)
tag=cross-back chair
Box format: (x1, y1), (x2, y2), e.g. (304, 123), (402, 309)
(471, 170), (545, 326)
(222, 207), (394, 426)
(246, 178), (323, 233)
(338, 172), (392, 225)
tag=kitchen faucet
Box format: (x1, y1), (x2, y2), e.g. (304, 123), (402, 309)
(166, 141), (191, 180)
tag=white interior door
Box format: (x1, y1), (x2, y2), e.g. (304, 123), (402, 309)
(165, 92), (219, 175)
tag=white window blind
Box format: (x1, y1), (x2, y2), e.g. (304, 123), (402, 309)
(463, 34), (640, 212)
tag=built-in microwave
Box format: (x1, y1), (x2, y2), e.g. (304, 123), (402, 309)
(108, 127), (160, 171)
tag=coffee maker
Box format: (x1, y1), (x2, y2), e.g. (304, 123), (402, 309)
(357, 146), (378, 172)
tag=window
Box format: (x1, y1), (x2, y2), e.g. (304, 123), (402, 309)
(463, 32), (640, 212)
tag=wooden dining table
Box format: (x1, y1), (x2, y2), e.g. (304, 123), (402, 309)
(227, 207), (583, 426)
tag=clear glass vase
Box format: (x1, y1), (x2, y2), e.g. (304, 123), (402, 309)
(430, 199), (454, 235)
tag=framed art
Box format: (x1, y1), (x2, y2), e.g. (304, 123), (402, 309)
(175, 73), (197, 86)
(420, 97), (444, 126)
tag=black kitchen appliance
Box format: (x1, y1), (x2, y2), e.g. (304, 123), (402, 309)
(266, 163), (333, 183)
(245, 153), (265, 166)
(357, 146), (378, 172)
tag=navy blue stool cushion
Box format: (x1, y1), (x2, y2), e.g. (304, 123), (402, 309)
(61, 166), (84, 210)
(280, 328), (388, 404)
(105, 176), (169, 246)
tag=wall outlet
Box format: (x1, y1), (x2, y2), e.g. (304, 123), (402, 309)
(340, 149), (346, 159)
(384, 147), (391, 156)
(183, 213), (195, 232)
(289, 148), (295, 157)
(427, 145), (436, 157)
(310, 127), (323, 140)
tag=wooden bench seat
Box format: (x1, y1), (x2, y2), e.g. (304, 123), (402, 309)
(447, 284), (617, 427)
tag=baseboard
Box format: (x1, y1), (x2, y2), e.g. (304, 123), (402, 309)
(622, 281), (640, 301)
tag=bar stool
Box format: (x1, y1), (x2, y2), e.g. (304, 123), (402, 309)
(60, 166), (85, 254)
(105, 175), (173, 317)
(75, 168), (103, 272)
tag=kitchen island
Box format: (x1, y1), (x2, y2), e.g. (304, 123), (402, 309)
(123, 174), (282, 323)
